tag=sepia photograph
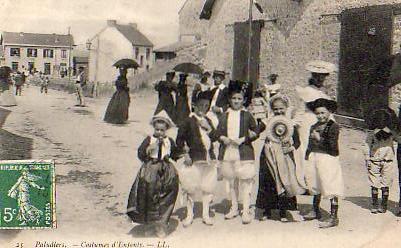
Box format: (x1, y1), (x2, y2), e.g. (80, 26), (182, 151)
(0, 0), (401, 247)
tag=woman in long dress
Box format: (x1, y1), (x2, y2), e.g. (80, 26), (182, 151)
(104, 66), (130, 124)
(256, 95), (306, 222)
(0, 66), (17, 107)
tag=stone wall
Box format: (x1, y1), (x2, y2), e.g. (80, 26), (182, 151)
(203, 0), (401, 106)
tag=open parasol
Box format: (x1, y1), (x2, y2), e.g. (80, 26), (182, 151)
(265, 115), (294, 143)
(113, 59), (140, 69)
(173, 63), (203, 75)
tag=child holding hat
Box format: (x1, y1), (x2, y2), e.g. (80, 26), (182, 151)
(127, 110), (179, 238)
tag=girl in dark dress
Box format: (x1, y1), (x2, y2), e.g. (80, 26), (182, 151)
(127, 110), (179, 238)
(256, 95), (306, 222)
(104, 66), (130, 124)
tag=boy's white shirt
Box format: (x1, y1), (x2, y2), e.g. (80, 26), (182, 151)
(225, 108), (243, 161)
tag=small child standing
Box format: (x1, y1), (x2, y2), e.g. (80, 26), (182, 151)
(364, 109), (398, 214)
(176, 91), (217, 226)
(304, 98), (344, 228)
(211, 82), (260, 224)
(127, 110), (179, 238)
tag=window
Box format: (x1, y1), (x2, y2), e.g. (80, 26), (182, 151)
(135, 47), (139, 59)
(27, 48), (37, 57)
(44, 63), (51, 75)
(43, 49), (54, 58)
(61, 50), (67, 59)
(146, 48), (150, 60)
(140, 55), (144, 66)
(10, 48), (20, 57)
(11, 62), (18, 71)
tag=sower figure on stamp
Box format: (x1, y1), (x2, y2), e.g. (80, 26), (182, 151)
(8, 168), (45, 226)
(127, 110), (179, 238)
(176, 90), (217, 227)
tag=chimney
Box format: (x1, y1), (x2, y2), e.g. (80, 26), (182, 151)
(107, 20), (117, 27)
(129, 22), (138, 29)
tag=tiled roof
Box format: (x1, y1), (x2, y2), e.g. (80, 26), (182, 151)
(2, 32), (74, 47)
(115, 24), (153, 47)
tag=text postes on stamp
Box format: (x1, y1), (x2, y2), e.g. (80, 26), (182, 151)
(0, 160), (56, 229)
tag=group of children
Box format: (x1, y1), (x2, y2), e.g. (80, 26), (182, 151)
(126, 66), (401, 238)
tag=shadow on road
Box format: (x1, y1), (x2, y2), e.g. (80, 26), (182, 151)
(345, 196), (399, 216)
(127, 218), (179, 238)
(0, 107), (33, 241)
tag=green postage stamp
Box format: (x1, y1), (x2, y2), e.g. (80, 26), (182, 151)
(0, 160), (56, 229)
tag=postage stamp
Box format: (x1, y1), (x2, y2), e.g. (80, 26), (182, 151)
(0, 160), (56, 229)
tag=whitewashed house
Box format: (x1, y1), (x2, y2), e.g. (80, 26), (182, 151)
(88, 20), (154, 83)
(0, 31), (74, 77)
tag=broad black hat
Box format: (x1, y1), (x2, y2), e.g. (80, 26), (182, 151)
(306, 98), (337, 113)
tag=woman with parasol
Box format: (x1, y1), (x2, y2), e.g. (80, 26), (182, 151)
(104, 59), (137, 124)
(0, 66), (17, 107)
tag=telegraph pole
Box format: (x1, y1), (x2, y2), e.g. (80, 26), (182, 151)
(248, 0), (253, 93)
(68, 26), (72, 82)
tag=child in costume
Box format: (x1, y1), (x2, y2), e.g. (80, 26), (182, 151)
(176, 91), (217, 226)
(127, 110), (179, 238)
(211, 81), (260, 224)
(304, 98), (344, 228)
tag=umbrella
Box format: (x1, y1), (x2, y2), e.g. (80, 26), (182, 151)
(173, 63), (203, 75)
(113, 59), (140, 69)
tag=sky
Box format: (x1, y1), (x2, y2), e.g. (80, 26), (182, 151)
(0, 0), (187, 49)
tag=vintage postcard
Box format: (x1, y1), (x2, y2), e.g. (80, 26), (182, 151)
(1, 0), (401, 247)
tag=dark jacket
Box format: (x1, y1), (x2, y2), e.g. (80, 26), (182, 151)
(211, 109), (260, 161)
(210, 86), (229, 111)
(137, 136), (179, 163)
(176, 115), (216, 162)
(305, 120), (340, 158)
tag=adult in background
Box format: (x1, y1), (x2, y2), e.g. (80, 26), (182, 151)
(154, 71), (177, 124)
(104, 65), (131, 124)
(191, 71), (211, 111)
(14, 71), (24, 96)
(175, 73), (191, 128)
(294, 60), (337, 221)
(75, 67), (86, 107)
(0, 66), (17, 106)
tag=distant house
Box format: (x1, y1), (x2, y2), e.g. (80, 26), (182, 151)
(153, 41), (199, 61)
(0, 31), (74, 77)
(88, 20), (154, 83)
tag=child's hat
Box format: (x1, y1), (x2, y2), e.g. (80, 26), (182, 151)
(150, 110), (175, 128)
(306, 98), (337, 113)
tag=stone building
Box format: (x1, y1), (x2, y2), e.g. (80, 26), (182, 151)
(192, 0), (401, 119)
(87, 20), (154, 83)
(178, 0), (209, 42)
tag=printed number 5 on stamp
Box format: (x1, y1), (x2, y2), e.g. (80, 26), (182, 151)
(0, 160), (56, 229)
